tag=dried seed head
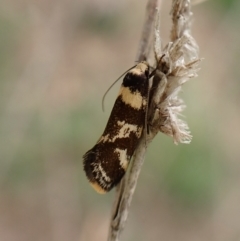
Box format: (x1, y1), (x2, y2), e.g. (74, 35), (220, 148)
(149, 0), (201, 144)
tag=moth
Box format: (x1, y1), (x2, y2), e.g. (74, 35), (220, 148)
(83, 61), (150, 193)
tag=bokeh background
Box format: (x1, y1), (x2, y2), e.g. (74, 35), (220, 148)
(1, 0), (240, 240)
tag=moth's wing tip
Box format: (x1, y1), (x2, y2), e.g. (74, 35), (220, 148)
(90, 181), (107, 194)
(83, 146), (111, 194)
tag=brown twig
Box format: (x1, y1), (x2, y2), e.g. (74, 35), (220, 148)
(107, 1), (201, 241)
(107, 1), (159, 241)
(136, 0), (160, 62)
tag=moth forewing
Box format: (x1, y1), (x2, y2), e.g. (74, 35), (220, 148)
(83, 62), (150, 193)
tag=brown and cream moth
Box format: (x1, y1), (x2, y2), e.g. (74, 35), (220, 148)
(83, 62), (150, 193)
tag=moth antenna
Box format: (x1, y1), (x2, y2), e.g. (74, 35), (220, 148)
(102, 65), (137, 112)
(144, 76), (151, 147)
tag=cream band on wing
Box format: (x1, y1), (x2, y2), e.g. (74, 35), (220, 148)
(119, 86), (146, 110)
(98, 121), (143, 144)
(116, 121), (142, 139)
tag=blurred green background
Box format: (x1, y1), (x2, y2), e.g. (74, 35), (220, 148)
(1, 0), (240, 240)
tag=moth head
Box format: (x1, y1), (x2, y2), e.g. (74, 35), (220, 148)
(129, 61), (149, 77)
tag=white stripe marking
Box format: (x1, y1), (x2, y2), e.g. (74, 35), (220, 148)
(114, 148), (129, 170)
(98, 121), (143, 143)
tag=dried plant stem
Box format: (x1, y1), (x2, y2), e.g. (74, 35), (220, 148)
(107, 0), (200, 241)
(107, 1), (159, 241)
(137, 0), (160, 62)
(107, 138), (147, 241)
